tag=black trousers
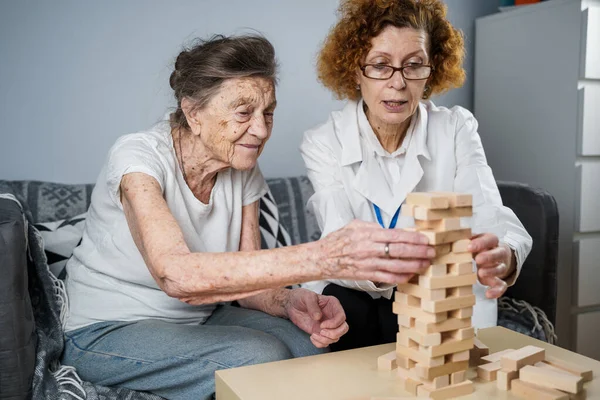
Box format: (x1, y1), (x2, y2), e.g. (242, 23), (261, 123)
(323, 284), (397, 352)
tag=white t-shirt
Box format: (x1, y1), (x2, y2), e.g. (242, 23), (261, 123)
(65, 119), (268, 331)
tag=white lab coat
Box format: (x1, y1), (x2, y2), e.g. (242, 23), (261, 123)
(299, 100), (532, 329)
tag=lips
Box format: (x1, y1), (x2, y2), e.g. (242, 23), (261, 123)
(383, 100), (408, 106)
(239, 144), (260, 149)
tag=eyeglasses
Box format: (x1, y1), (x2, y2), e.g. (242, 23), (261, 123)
(360, 63), (434, 80)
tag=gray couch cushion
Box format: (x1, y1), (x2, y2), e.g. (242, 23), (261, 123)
(0, 198), (36, 400)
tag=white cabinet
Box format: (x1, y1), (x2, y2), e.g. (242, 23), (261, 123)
(475, 0), (600, 356)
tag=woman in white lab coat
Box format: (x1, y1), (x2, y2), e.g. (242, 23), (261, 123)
(300, 0), (533, 351)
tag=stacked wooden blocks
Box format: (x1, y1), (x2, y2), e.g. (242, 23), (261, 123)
(379, 192), (477, 399)
(476, 344), (593, 399)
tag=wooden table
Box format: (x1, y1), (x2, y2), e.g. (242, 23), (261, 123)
(215, 326), (600, 399)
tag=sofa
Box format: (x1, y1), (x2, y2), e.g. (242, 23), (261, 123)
(0, 177), (558, 400)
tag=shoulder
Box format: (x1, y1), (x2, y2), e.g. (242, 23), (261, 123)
(109, 121), (172, 158)
(424, 101), (478, 133)
(301, 101), (356, 151)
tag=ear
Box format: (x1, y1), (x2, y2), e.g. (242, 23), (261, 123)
(181, 98), (201, 136)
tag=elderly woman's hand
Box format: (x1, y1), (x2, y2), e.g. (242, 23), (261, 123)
(317, 220), (435, 285)
(468, 233), (516, 299)
(284, 288), (348, 348)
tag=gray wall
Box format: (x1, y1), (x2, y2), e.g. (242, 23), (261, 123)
(0, 0), (499, 183)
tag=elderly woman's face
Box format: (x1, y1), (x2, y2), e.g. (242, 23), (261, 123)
(357, 26), (429, 129)
(193, 77), (276, 170)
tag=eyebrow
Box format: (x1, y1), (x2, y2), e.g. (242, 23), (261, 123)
(230, 98), (277, 110)
(367, 50), (427, 60)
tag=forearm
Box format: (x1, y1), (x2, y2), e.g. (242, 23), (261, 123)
(160, 242), (323, 302)
(237, 288), (290, 318)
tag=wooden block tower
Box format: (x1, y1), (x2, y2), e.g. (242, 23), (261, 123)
(389, 192), (476, 399)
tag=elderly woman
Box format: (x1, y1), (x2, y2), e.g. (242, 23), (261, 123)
(61, 34), (437, 400)
(300, 0), (533, 351)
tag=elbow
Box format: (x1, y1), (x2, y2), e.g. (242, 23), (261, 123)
(152, 254), (193, 299)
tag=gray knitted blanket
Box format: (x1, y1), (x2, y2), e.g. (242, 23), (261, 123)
(3, 194), (163, 400)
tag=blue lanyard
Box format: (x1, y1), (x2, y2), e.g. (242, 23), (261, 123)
(373, 204), (401, 229)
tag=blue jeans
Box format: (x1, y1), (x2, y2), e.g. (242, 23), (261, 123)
(61, 305), (326, 400)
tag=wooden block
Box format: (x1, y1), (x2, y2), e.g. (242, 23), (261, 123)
(474, 338), (490, 357)
(396, 343), (445, 367)
(448, 327), (475, 341)
(477, 361), (502, 381)
(424, 264), (447, 277)
(511, 379), (570, 400)
(416, 380), (474, 400)
(452, 239), (471, 253)
(448, 307), (473, 319)
(393, 302), (447, 323)
(397, 283), (446, 301)
(406, 193), (450, 209)
(481, 348), (517, 364)
(544, 355), (594, 382)
(535, 361), (578, 376)
(469, 348), (481, 367)
(421, 295), (476, 313)
(397, 354), (415, 369)
(431, 251), (473, 265)
(399, 328), (442, 347)
(414, 317), (471, 335)
(397, 313), (413, 328)
(519, 365), (583, 394)
(422, 337), (474, 358)
(397, 372), (422, 396)
(497, 368), (519, 390)
(415, 360), (468, 380)
(450, 350), (470, 362)
(415, 217), (461, 232)
(378, 350), (398, 371)
(395, 292), (421, 307)
(402, 206), (473, 221)
(447, 285), (473, 297)
(396, 330), (413, 348)
(451, 370), (466, 384)
(419, 273), (477, 289)
(500, 345), (545, 371)
(419, 228), (472, 245)
(448, 262), (473, 275)
(422, 374), (450, 391)
(431, 192), (473, 207)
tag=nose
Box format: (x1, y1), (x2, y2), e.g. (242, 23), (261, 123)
(248, 115), (270, 140)
(388, 69), (407, 90)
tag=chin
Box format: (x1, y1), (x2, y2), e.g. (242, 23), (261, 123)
(232, 158), (258, 171)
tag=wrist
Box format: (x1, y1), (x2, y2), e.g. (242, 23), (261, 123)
(272, 288), (292, 319)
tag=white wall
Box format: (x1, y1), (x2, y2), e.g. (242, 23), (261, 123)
(0, 0), (498, 183)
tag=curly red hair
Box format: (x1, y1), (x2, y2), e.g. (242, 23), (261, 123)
(317, 0), (465, 100)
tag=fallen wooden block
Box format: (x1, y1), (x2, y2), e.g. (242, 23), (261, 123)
(419, 228), (472, 245)
(544, 355), (594, 382)
(416, 380), (474, 400)
(511, 379), (569, 400)
(501, 345), (545, 371)
(378, 350), (398, 371)
(497, 368), (519, 390)
(519, 365), (583, 394)
(419, 273), (477, 289)
(406, 192), (450, 209)
(473, 338), (490, 356)
(480, 348), (517, 364)
(477, 361), (502, 381)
